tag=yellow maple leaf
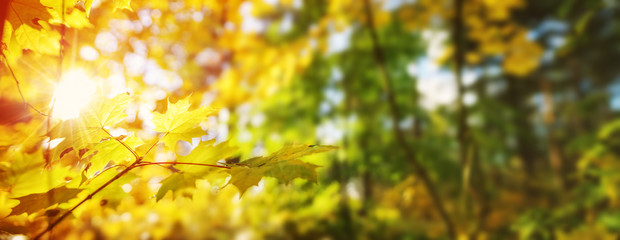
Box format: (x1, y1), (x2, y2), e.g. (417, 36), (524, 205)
(82, 93), (132, 128)
(83, 135), (143, 177)
(50, 93), (133, 161)
(152, 95), (215, 149)
(6, 0), (53, 31)
(83, 0), (133, 16)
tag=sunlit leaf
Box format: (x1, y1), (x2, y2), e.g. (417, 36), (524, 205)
(155, 140), (237, 200)
(10, 186), (82, 216)
(50, 93), (133, 161)
(152, 96), (215, 149)
(83, 93), (132, 128)
(229, 144), (336, 196)
(83, 135), (143, 177)
(176, 140), (238, 173)
(1, 151), (78, 197)
(155, 173), (195, 201)
(6, 0), (54, 31)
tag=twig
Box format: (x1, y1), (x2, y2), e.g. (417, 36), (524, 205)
(33, 160), (141, 240)
(1, 53), (49, 117)
(33, 153), (230, 239)
(361, 0), (456, 238)
(131, 161), (231, 169)
(83, 164), (128, 185)
(58, 0), (66, 81)
(34, 128), (143, 239)
(101, 127), (141, 161)
(143, 133), (165, 157)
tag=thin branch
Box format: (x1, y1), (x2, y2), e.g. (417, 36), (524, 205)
(143, 133), (165, 157)
(101, 127), (141, 161)
(131, 161), (231, 170)
(36, 130), (144, 238)
(83, 164), (128, 185)
(1, 53), (49, 117)
(33, 152), (231, 239)
(57, 0), (66, 81)
(361, 0), (456, 238)
(35, 128), (146, 238)
(33, 160), (141, 240)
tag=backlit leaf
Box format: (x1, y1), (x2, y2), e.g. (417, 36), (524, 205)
(50, 93), (133, 161)
(155, 140), (237, 201)
(152, 96), (215, 149)
(1, 151), (78, 197)
(5, 0), (60, 54)
(229, 144), (336, 196)
(155, 173), (196, 201)
(6, 0), (54, 31)
(10, 186), (82, 216)
(176, 140), (238, 173)
(83, 135), (143, 177)
(83, 0), (132, 16)
(83, 93), (132, 128)
(41, 0), (93, 29)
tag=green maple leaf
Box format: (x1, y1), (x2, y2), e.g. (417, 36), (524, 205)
(175, 140), (238, 173)
(10, 186), (82, 216)
(152, 96), (215, 150)
(155, 140), (238, 200)
(155, 173), (196, 201)
(229, 144), (336, 197)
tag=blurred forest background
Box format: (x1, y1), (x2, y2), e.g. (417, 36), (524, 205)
(1, 0), (620, 239)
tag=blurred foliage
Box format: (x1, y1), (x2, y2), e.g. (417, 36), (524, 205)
(1, 0), (620, 239)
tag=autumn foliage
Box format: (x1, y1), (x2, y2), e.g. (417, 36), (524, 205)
(1, 0), (620, 239)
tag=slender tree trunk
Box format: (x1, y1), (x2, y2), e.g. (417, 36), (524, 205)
(541, 78), (568, 190)
(362, 0), (456, 238)
(506, 76), (537, 177)
(453, 0), (468, 168)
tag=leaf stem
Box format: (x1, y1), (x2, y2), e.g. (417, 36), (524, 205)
(143, 133), (164, 157)
(34, 129), (144, 238)
(131, 161), (231, 169)
(33, 160), (141, 240)
(101, 127), (141, 161)
(32, 160), (228, 239)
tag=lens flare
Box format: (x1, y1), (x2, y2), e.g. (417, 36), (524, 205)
(51, 70), (97, 120)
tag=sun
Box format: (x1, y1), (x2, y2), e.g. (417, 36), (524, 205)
(51, 69), (97, 120)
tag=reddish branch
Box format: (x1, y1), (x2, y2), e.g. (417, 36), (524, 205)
(101, 127), (141, 160)
(33, 129), (230, 239)
(34, 128), (147, 239)
(131, 162), (231, 169)
(361, 0), (457, 238)
(33, 160), (141, 240)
